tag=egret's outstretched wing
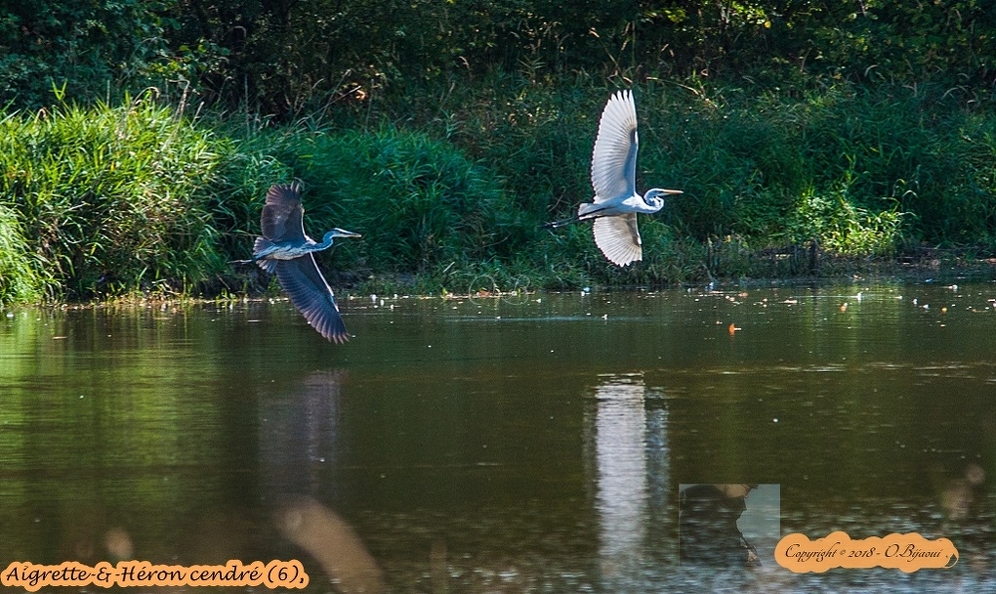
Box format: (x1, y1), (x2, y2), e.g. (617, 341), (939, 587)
(261, 183), (306, 243)
(593, 214), (642, 267)
(273, 254), (349, 343)
(590, 90), (639, 202)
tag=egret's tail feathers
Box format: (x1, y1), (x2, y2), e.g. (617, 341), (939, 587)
(577, 202), (604, 217)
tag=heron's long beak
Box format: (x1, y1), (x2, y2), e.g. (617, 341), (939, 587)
(334, 228), (362, 238)
(663, 189), (684, 195)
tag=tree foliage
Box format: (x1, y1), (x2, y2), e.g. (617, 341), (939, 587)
(3, 1), (996, 112)
(4, 2), (996, 304)
(1, 1), (173, 107)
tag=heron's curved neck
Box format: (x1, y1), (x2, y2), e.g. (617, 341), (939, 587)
(311, 231), (336, 250)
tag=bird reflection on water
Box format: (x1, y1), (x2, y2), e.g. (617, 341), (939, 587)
(260, 370), (385, 593)
(590, 374), (672, 590)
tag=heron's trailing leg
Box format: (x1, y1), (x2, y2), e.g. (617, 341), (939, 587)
(542, 216), (579, 230)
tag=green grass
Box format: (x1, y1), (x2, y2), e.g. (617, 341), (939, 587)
(412, 76), (996, 285)
(0, 202), (52, 303)
(295, 127), (522, 274)
(0, 93), (228, 300)
(2, 75), (996, 306)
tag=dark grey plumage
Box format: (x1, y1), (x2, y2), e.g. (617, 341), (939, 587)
(250, 183), (360, 343)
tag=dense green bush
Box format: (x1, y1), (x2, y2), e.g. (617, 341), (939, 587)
(155, 1), (996, 115)
(0, 95), (227, 299)
(0, 1), (194, 109)
(4, 75), (996, 305)
(293, 128), (523, 275)
(0, 203), (52, 303)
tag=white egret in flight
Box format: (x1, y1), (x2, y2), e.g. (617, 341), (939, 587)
(546, 90), (682, 266)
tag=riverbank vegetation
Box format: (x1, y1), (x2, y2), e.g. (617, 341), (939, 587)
(3, 2), (996, 304)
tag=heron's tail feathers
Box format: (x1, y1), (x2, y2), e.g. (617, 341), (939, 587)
(227, 238), (279, 272)
(254, 237), (274, 254)
(229, 255), (275, 273)
(251, 237), (280, 272)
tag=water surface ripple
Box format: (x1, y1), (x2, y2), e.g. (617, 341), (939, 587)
(1, 283), (994, 592)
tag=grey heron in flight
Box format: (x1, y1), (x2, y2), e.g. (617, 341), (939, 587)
(245, 182), (361, 343)
(545, 90), (682, 266)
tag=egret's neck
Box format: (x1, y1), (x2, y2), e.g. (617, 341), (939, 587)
(641, 189), (667, 213)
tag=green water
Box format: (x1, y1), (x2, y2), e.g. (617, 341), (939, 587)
(1, 283), (994, 592)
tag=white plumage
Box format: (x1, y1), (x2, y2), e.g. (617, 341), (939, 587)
(590, 90), (641, 203)
(593, 215), (642, 267)
(546, 90), (682, 267)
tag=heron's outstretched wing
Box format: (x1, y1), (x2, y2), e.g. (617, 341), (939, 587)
(261, 183), (306, 243)
(593, 214), (642, 267)
(273, 254), (349, 343)
(590, 90), (639, 202)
